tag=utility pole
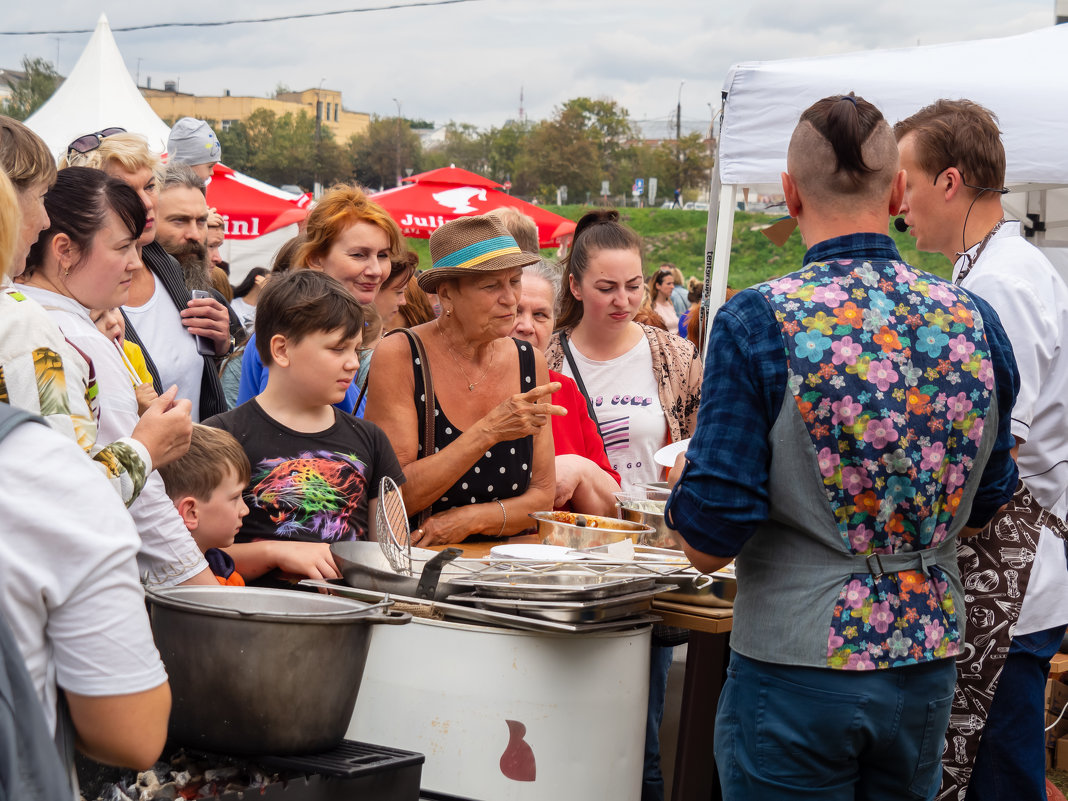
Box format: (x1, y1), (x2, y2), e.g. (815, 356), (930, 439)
(676, 80), (685, 195)
(393, 97), (403, 187)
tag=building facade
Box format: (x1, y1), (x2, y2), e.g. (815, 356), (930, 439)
(141, 84), (370, 142)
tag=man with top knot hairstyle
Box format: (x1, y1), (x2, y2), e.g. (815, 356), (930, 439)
(666, 93), (1020, 801)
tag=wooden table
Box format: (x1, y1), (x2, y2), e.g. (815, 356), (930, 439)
(430, 536), (732, 801)
(655, 600), (732, 801)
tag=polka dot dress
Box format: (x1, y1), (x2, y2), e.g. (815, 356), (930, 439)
(411, 337), (535, 522)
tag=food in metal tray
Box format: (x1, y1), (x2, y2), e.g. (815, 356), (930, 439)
(539, 511), (629, 528)
(616, 497), (667, 514)
(530, 510), (653, 549)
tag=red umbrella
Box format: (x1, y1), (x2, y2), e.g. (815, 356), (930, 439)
(370, 167), (575, 249)
(206, 163), (312, 240)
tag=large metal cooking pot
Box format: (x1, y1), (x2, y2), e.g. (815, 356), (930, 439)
(331, 541), (466, 600)
(147, 585), (410, 755)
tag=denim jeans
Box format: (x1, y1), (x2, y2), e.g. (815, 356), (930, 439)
(713, 651), (956, 801)
(641, 645), (674, 801)
(966, 624), (1068, 801)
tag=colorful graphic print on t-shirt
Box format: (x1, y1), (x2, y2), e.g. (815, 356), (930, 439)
(250, 449), (369, 542)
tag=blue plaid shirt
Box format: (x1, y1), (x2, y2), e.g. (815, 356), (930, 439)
(665, 233), (1019, 558)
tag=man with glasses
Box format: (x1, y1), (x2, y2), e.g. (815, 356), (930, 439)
(896, 99), (1068, 801)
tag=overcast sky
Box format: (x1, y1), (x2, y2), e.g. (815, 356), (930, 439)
(2, 0), (1057, 132)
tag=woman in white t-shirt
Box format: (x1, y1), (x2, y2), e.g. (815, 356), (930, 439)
(543, 208), (702, 801)
(545, 210), (702, 492)
(229, 266), (268, 334)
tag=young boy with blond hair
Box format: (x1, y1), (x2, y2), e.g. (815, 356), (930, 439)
(158, 424), (251, 586)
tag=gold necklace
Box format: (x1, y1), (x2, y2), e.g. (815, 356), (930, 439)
(437, 321), (495, 391)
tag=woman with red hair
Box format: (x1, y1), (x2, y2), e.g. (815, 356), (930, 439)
(236, 184), (405, 414)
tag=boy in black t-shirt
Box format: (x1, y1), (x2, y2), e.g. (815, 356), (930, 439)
(204, 270), (404, 585)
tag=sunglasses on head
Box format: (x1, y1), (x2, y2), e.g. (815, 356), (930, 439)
(66, 127), (127, 156)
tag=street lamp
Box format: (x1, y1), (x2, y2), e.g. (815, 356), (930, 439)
(676, 81), (685, 195)
(393, 97), (402, 188)
(314, 78), (325, 198)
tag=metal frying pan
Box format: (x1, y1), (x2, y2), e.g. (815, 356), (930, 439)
(331, 541), (464, 601)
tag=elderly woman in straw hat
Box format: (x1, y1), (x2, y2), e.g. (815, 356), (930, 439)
(365, 215), (566, 545)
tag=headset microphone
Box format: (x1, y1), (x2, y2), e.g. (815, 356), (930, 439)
(893, 217), (910, 233)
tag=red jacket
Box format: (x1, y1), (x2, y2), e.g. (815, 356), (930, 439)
(550, 370), (621, 502)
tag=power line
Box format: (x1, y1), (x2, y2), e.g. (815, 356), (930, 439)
(0, 0), (481, 36)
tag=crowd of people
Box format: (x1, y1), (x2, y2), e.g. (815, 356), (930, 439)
(0, 91), (1065, 801)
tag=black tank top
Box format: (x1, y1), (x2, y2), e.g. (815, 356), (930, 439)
(410, 336), (535, 521)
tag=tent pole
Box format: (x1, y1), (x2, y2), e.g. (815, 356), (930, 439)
(702, 184), (737, 356)
(699, 96), (730, 358)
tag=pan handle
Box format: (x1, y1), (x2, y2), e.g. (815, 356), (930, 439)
(415, 547), (463, 600)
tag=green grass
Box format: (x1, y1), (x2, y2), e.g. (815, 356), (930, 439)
(403, 205), (954, 289)
(1052, 768), (1068, 794)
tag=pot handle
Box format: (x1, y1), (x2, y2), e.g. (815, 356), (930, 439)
(368, 608), (413, 625)
(145, 589), (406, 621)
(692, 574), (716, 590)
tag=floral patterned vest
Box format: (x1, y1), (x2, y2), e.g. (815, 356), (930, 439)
(749, 255), (995, 670)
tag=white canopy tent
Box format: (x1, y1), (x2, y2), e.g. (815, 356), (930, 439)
(25, 14), (172, 157)
(24, 14), (298, 282)
(703, 23), (1068, 341)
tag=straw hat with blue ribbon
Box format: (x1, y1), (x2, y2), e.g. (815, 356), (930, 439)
(417, 215), (539, 292)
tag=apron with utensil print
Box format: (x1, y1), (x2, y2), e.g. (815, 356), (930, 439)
(938, 480), (1068, 800)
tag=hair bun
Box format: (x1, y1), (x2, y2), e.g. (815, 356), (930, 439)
(573, 208), (620, 241)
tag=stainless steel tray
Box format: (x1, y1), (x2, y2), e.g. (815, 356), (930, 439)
(445, 587), (664, 623)
(450, 570), (657, 600)
(300, 580), (660, 635)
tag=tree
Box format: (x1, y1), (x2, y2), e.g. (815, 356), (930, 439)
(483, 120), (532, 185)
(215, 119), (251, 174)
(235, 108), (349, 189)
(656, 131), (714, 192)
(514, 107), (600, 201)
(422, 122), (487, 173)
(508, 97), (635, 201)
(348, 116), (422, 190)
(1, 57), (61, 120)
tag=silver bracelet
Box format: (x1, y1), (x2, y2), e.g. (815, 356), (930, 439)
(495, 499), (507, 537)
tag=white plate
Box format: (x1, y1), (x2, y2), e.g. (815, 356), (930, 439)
(489, 544), (585, 561)
(654, 438), (691, 468)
